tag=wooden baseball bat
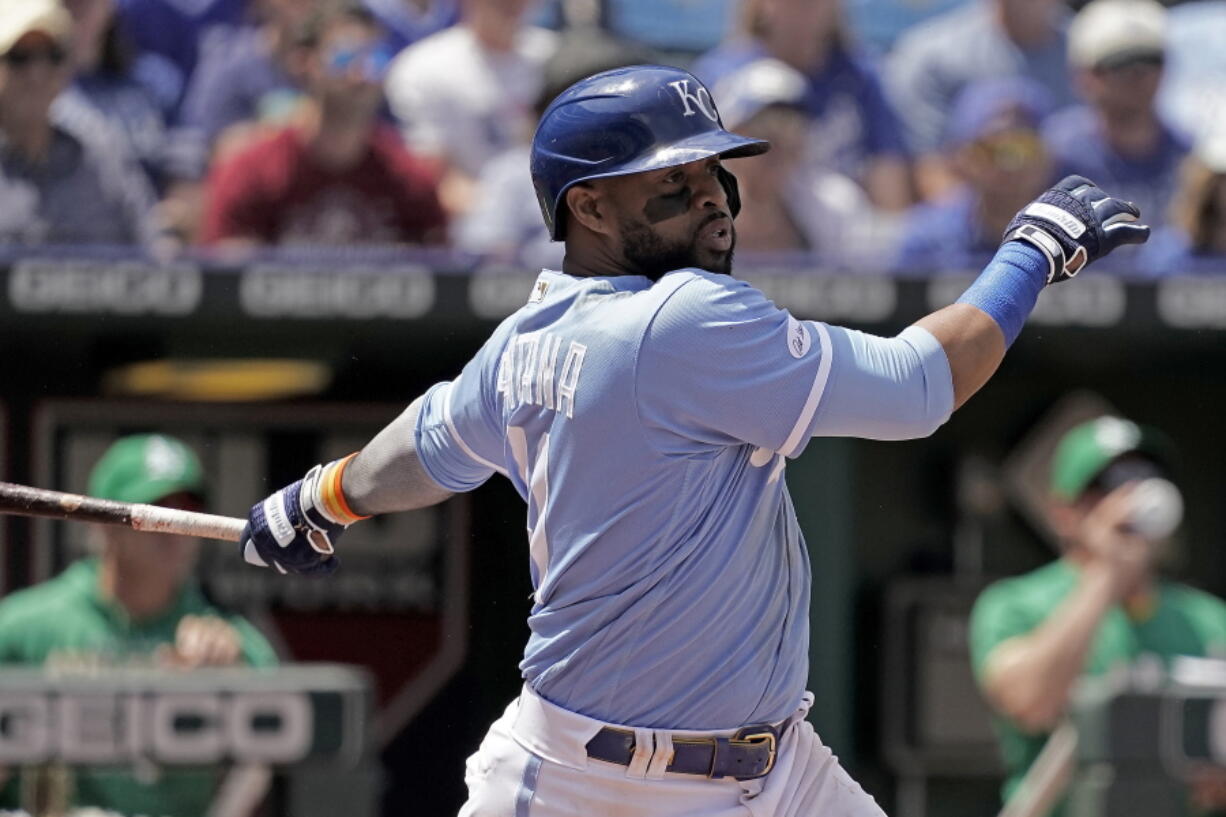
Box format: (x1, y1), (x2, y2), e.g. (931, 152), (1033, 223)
(0, 481), (246, 542)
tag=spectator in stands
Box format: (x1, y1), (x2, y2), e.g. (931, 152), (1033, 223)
(0, 433), (277, 817)
(894, 78), (1054, 270)
(384, 0), (557, 217)
(714, 57), (898, 264)
(362, 0), (457, 52)
(162, 0), (318, 245)
(0, 0), (156, 247)
(1142, 126), (1226, 275)
(454, 28), (650, 268)
(604, 0), (733, 53)
(885, 0), (1074, 199)
(1044, 0), (1187, 239)
(971, 416), (1226, 816)
(113, 0), (247, 120)
(1157, 0), (1226, 145)
(201, 2), (445, 248)
(693, 0), (912, 211)
(63, 0), (172, 190)
(177, 0), (317, 178)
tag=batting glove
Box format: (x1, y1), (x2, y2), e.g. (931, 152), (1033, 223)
(241, 455), (367, 576)
(1003, 175), (1150, 284)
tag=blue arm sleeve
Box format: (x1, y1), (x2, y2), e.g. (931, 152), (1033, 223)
(955, 242), (1048, 347)
(809, 324), (954, 440)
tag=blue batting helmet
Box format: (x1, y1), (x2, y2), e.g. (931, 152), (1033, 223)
(530, 64), (771, 240)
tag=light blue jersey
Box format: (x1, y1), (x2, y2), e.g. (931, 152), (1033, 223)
(416, 268), (953, 730)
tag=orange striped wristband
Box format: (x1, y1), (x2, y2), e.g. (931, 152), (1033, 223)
(318, 453), (370, 525)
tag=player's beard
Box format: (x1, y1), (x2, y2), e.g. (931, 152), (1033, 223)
(619, 216), (735, 280)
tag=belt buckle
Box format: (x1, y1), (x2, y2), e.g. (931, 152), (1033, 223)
(727, 729), (778, 779)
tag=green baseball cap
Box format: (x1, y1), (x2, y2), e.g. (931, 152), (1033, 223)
(1050, 416), (1173, 501)
(88, 434), (206, 505)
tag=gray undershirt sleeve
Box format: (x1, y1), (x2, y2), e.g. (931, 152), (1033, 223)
(341, 396), (454, 517)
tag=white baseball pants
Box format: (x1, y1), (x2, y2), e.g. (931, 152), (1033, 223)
(457, 686), (888, 817)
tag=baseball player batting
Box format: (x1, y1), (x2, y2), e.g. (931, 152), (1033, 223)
(238, 65), (1149, 816)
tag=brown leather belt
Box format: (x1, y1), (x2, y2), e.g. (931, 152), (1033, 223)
(585, 720), (787, 780)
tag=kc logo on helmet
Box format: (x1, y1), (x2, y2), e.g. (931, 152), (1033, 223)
(668, 80), (719, 123)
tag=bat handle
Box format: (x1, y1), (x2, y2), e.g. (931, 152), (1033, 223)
(131, 504), (247, 542)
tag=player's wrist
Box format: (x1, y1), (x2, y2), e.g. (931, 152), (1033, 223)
(1003, 225), (1084, 285)
(955, 241), (1048, 347)
(305, 454), (370, 528)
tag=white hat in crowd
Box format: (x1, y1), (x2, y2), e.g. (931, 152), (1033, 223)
(713, 58), (809, 131)
(1068, 0), (1167, 70)
(0, 0), (71, 58)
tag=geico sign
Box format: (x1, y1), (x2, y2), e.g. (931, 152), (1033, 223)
(239, 265), (435, 319)
(8, 260), (203, 315)
(0, 690), (312, 764)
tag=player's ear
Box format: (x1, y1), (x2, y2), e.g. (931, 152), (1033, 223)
(565, 183), (612, 236)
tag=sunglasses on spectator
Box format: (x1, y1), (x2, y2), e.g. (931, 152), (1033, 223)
(325, 45), (392, 82)
(3, 44), (67, 69)
(970, 129), (1044, 171)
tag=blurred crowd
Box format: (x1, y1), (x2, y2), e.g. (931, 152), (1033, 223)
(1, 0), (1225, 274)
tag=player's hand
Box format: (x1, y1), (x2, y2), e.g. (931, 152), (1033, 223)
(240, 462), (351, 576)
(158, 615), (242, 668)
(1003, 175), (1150, 284)
(1079, 482), (1153, 600)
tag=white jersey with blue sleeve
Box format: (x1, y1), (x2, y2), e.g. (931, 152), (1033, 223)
(414, 268), (953, 730)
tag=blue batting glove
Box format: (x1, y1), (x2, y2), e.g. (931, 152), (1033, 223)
(241, 463), (347, 576)
(1003, 175), (1151, 284)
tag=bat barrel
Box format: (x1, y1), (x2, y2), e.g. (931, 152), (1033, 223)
(0, 481), (134, 526)
(0, 481), (247, 543)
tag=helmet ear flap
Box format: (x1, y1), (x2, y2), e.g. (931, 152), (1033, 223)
(716, 166), (742, 219)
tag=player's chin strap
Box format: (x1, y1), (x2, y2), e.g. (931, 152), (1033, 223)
(716, 166), (742, 220)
